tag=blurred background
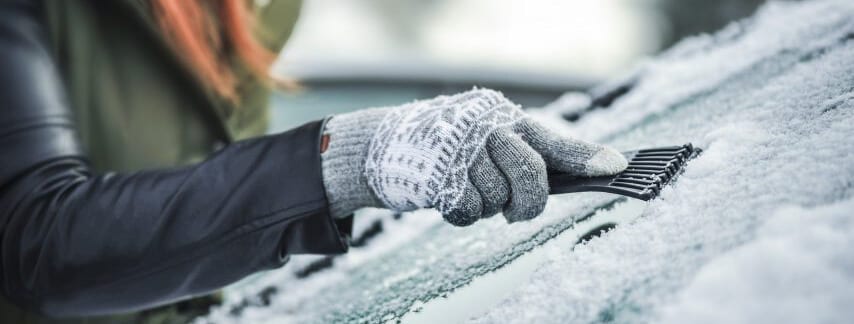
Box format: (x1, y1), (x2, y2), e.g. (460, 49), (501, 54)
(268, 0), (765, 131)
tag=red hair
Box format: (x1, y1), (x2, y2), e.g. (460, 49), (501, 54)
(152, 0), (276, 102)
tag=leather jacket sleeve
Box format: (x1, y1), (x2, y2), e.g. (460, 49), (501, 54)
(0, 1), (351, 317)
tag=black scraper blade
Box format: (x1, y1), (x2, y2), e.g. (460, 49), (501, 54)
(548, 144), (701, 200)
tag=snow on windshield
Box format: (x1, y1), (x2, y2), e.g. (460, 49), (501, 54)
(475, 0), (854, 322)
(199, 0), (854, 322)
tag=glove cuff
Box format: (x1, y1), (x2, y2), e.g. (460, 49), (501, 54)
(321, 108), (389, 218)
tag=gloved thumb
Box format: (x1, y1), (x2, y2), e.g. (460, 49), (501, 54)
(514, 118), (627, 176)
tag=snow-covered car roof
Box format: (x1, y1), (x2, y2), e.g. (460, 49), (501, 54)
(200, 0), (854, 322)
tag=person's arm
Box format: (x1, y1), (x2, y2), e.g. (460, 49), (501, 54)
(0, 1), (350, 317)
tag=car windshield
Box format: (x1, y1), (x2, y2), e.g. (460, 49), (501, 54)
(198, 0), (854, 323)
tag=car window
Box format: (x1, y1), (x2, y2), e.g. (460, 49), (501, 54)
(199, 0), (854, 323)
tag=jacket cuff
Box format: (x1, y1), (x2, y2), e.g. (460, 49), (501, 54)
(275, 119), (353, 256)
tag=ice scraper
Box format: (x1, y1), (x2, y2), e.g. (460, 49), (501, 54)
(549, 143), (700, 200)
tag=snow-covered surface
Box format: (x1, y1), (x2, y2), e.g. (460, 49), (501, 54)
(399, 198), (645, 324)
(199, 0), (854, 322)
(657, 199), (854, 324)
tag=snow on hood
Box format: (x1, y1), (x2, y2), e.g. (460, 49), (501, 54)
(200, 0), (854, 323)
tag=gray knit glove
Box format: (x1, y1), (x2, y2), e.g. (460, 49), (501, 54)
(320, 89), (627, 226)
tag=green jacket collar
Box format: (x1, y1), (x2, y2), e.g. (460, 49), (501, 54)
(115, 0), (235, 143)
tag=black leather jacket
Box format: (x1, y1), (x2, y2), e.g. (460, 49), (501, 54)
(0, 1), (350, 317)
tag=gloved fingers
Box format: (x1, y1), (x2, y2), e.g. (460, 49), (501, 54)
(514, 118), (627, 177)
(468, 151), (510, 218)
(441, 177), (484, 227)
(487, 130), (548, 223)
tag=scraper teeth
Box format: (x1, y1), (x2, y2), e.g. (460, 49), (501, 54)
(631, 157), (680, 163)
(637, 146), (684, 153)
(548, 143), (701, 200)
(626, 165), (663, 172)
(628, 161), (668, 167)
(612, 177), (656, 185)
(612, 144), (697, 198)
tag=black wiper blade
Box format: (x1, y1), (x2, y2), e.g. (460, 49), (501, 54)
(548, 143), (701, 200)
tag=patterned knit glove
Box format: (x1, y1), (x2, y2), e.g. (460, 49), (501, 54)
(320, 89), (627, 226)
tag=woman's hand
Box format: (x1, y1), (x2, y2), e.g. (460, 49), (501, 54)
(321, 89), (627, 226)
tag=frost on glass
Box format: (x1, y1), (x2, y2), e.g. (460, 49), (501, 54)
(200, 0), (854, 322)
(475, 0), (854, 322)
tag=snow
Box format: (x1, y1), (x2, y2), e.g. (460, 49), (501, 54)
(202, 194), (621, 323)
(657, 199), (854, 324)
(199, 0), (854, 322)
(474, 0), (854, 322)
